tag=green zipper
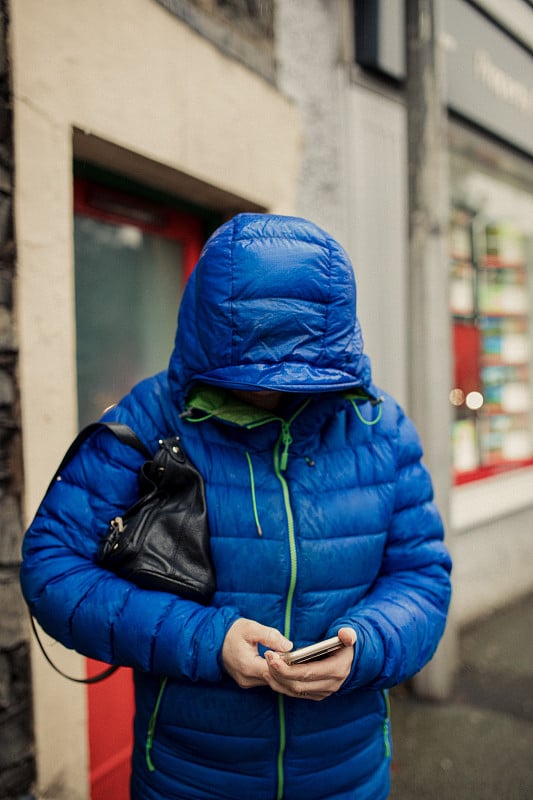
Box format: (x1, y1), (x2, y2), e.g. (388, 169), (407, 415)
(184, 387), (311, 799)
(271, 401), (310, 800)
(146, 677), (168, 772)
(382, 689), (392, 758)
(273, 431), (293, 800)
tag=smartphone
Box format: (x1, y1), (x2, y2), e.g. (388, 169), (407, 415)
(280, 635), (346, 665)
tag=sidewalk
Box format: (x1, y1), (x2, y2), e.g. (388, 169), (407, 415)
(389, 591), (533, 800)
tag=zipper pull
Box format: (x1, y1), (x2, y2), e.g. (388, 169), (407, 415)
(280, 422), (293, 472)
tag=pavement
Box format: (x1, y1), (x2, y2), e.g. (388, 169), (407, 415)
(389, 591), (533, 800)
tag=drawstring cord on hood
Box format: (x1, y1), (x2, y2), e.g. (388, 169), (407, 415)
(350, 397), (383, 426)
(245, 452), (263, 537)
(180, 408), (221, 423)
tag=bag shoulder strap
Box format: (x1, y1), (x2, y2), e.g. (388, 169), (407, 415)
(30, 615), (119, 684)
(47, 421), (152, 493)
(33, 420), (152, 684)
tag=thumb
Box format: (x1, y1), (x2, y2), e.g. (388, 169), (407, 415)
(337, 627), (357, 647)
(256, 623), (292, 653)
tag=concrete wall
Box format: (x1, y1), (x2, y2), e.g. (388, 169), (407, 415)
(156, 0), (276, 82)
(275, 0), (347, 246)
(276, 0), (408, 417)
(342, 83), (408, 408)
(10, 0), (300, 796)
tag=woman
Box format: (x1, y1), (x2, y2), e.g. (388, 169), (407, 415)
(21, 213), (452, 800)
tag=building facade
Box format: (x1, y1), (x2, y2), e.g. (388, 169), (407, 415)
(279, 0), (533, 627)
(2, 0), (533, 797)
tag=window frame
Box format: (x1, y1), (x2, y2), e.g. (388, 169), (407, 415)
(74, 177), (204, 280)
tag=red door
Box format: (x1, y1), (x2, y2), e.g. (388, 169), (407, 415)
(86, 661), (135, 799)
(74, 177), (203, 799)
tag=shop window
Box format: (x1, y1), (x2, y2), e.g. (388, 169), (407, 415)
(449, 146), (533, 484)
(353, 0), (405, 82)
(74, 178), (204, 426)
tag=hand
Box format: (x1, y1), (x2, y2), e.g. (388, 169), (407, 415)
(222, 618), (292, 689)
(264, 627), (357, 702)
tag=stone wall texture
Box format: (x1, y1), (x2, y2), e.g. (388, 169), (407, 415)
(155, 0), (275, 82)
(0, 0), (36, 796)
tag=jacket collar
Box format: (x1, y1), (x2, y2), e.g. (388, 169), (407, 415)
(183, 384), (381, 428)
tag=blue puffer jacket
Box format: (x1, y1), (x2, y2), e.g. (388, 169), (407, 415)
(21, 214), (452, 800)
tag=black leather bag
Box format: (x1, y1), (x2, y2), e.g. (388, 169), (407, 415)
(97, 429), (215, 604)
(45, 421), (215, 604)
(29, 421), (215, 685)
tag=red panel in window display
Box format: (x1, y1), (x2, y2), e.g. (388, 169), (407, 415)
(453, 322), (481, 395)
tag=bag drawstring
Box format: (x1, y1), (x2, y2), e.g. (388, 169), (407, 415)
(245, 451), (263, 537)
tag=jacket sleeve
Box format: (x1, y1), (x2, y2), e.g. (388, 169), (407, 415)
(20, 419), (240, 682)
(327, 406), (452, 691)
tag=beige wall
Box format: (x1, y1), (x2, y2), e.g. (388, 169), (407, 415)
(11, 0), (300, 796)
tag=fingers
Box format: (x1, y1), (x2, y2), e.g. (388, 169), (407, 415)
(221, 618), (292, 690)
(264, 666), (335, 701)
(221, 619), (356, 698)
(263, 628), (357, 700)
(264, 646), (354, 701)
(254, 622), (293, 653)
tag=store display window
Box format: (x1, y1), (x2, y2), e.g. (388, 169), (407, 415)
(450, 133), (533, 484)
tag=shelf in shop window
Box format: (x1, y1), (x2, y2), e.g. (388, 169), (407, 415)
(480, 256), (526, 270)
(454, 458), (533, 485)
(479, 311), (529, 319)
(481, 455), (533, 468)
(480, 407), (531, 416)
(452, 312), (477, 322)
(480, 357), (529, 367)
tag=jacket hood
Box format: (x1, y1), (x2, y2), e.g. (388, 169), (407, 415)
(168, 213), (374, 409)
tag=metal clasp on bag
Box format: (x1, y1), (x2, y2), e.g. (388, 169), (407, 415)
(111, 516), (125, 533)
(110, 516), (125, 548)
(158, 436), (186, 464)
